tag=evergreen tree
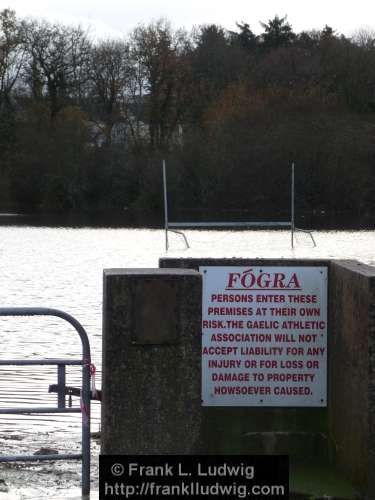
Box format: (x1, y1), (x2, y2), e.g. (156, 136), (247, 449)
(260, 15), (296, 49)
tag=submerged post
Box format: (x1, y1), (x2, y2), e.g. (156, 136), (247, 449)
(162, 160), (169, 251)
(57, 364), (66, 409)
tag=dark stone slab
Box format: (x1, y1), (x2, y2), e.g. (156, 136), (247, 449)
(132, 279), (178, 344)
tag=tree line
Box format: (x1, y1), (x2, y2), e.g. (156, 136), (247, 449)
(1, 9), (375, 226)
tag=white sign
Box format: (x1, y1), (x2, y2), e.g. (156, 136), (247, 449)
(200, 266), (328, 407)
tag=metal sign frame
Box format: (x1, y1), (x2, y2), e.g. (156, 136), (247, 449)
(200, 266), (328, 407)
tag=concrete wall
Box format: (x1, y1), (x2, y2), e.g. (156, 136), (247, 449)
(159, 258), (331, 461)
(101, 258), (375, 496)
(158, 257), (375, 496)
(329, 260), (375, 495)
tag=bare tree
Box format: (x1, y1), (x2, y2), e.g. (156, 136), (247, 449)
(23, 19), (91, 118)
(0, 9), (26, 110)
(129, 19), (192, 150)
(88, 39), (133, 146)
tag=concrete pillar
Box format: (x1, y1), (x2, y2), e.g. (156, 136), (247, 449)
(329, 260), (375, 497)
(101, 268), (202, 454)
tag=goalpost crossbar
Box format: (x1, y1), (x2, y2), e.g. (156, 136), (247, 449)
(169, 221), (291, 228)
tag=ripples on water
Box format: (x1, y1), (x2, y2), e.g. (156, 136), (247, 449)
(0, 226), (374, 497)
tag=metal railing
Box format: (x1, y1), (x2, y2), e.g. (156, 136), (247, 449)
(0, 307), (91, 497)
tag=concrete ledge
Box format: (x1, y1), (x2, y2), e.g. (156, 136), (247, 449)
(159, 258), (332, 270)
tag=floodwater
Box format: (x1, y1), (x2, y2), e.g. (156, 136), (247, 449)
(0, 226), (374, 499)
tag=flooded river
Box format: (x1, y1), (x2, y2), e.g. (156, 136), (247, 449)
(0, 226), (374, 498)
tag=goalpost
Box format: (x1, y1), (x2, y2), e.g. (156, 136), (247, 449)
(162, 160), (315, 251)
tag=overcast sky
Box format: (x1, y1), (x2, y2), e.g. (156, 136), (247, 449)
(2, 0), (375, 39)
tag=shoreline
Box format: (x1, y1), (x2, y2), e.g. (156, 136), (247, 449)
(0, 210), (373, 230)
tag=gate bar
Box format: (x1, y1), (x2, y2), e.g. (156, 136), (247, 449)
(0, 359), (83, 365)
(0, 407), (82, 414)
(0, 454), (82, 462)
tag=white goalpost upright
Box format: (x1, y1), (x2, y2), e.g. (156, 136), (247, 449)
(163, 159), (190, 250)
(291, 161), (295, 249)
(162, 160), (315, 251)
